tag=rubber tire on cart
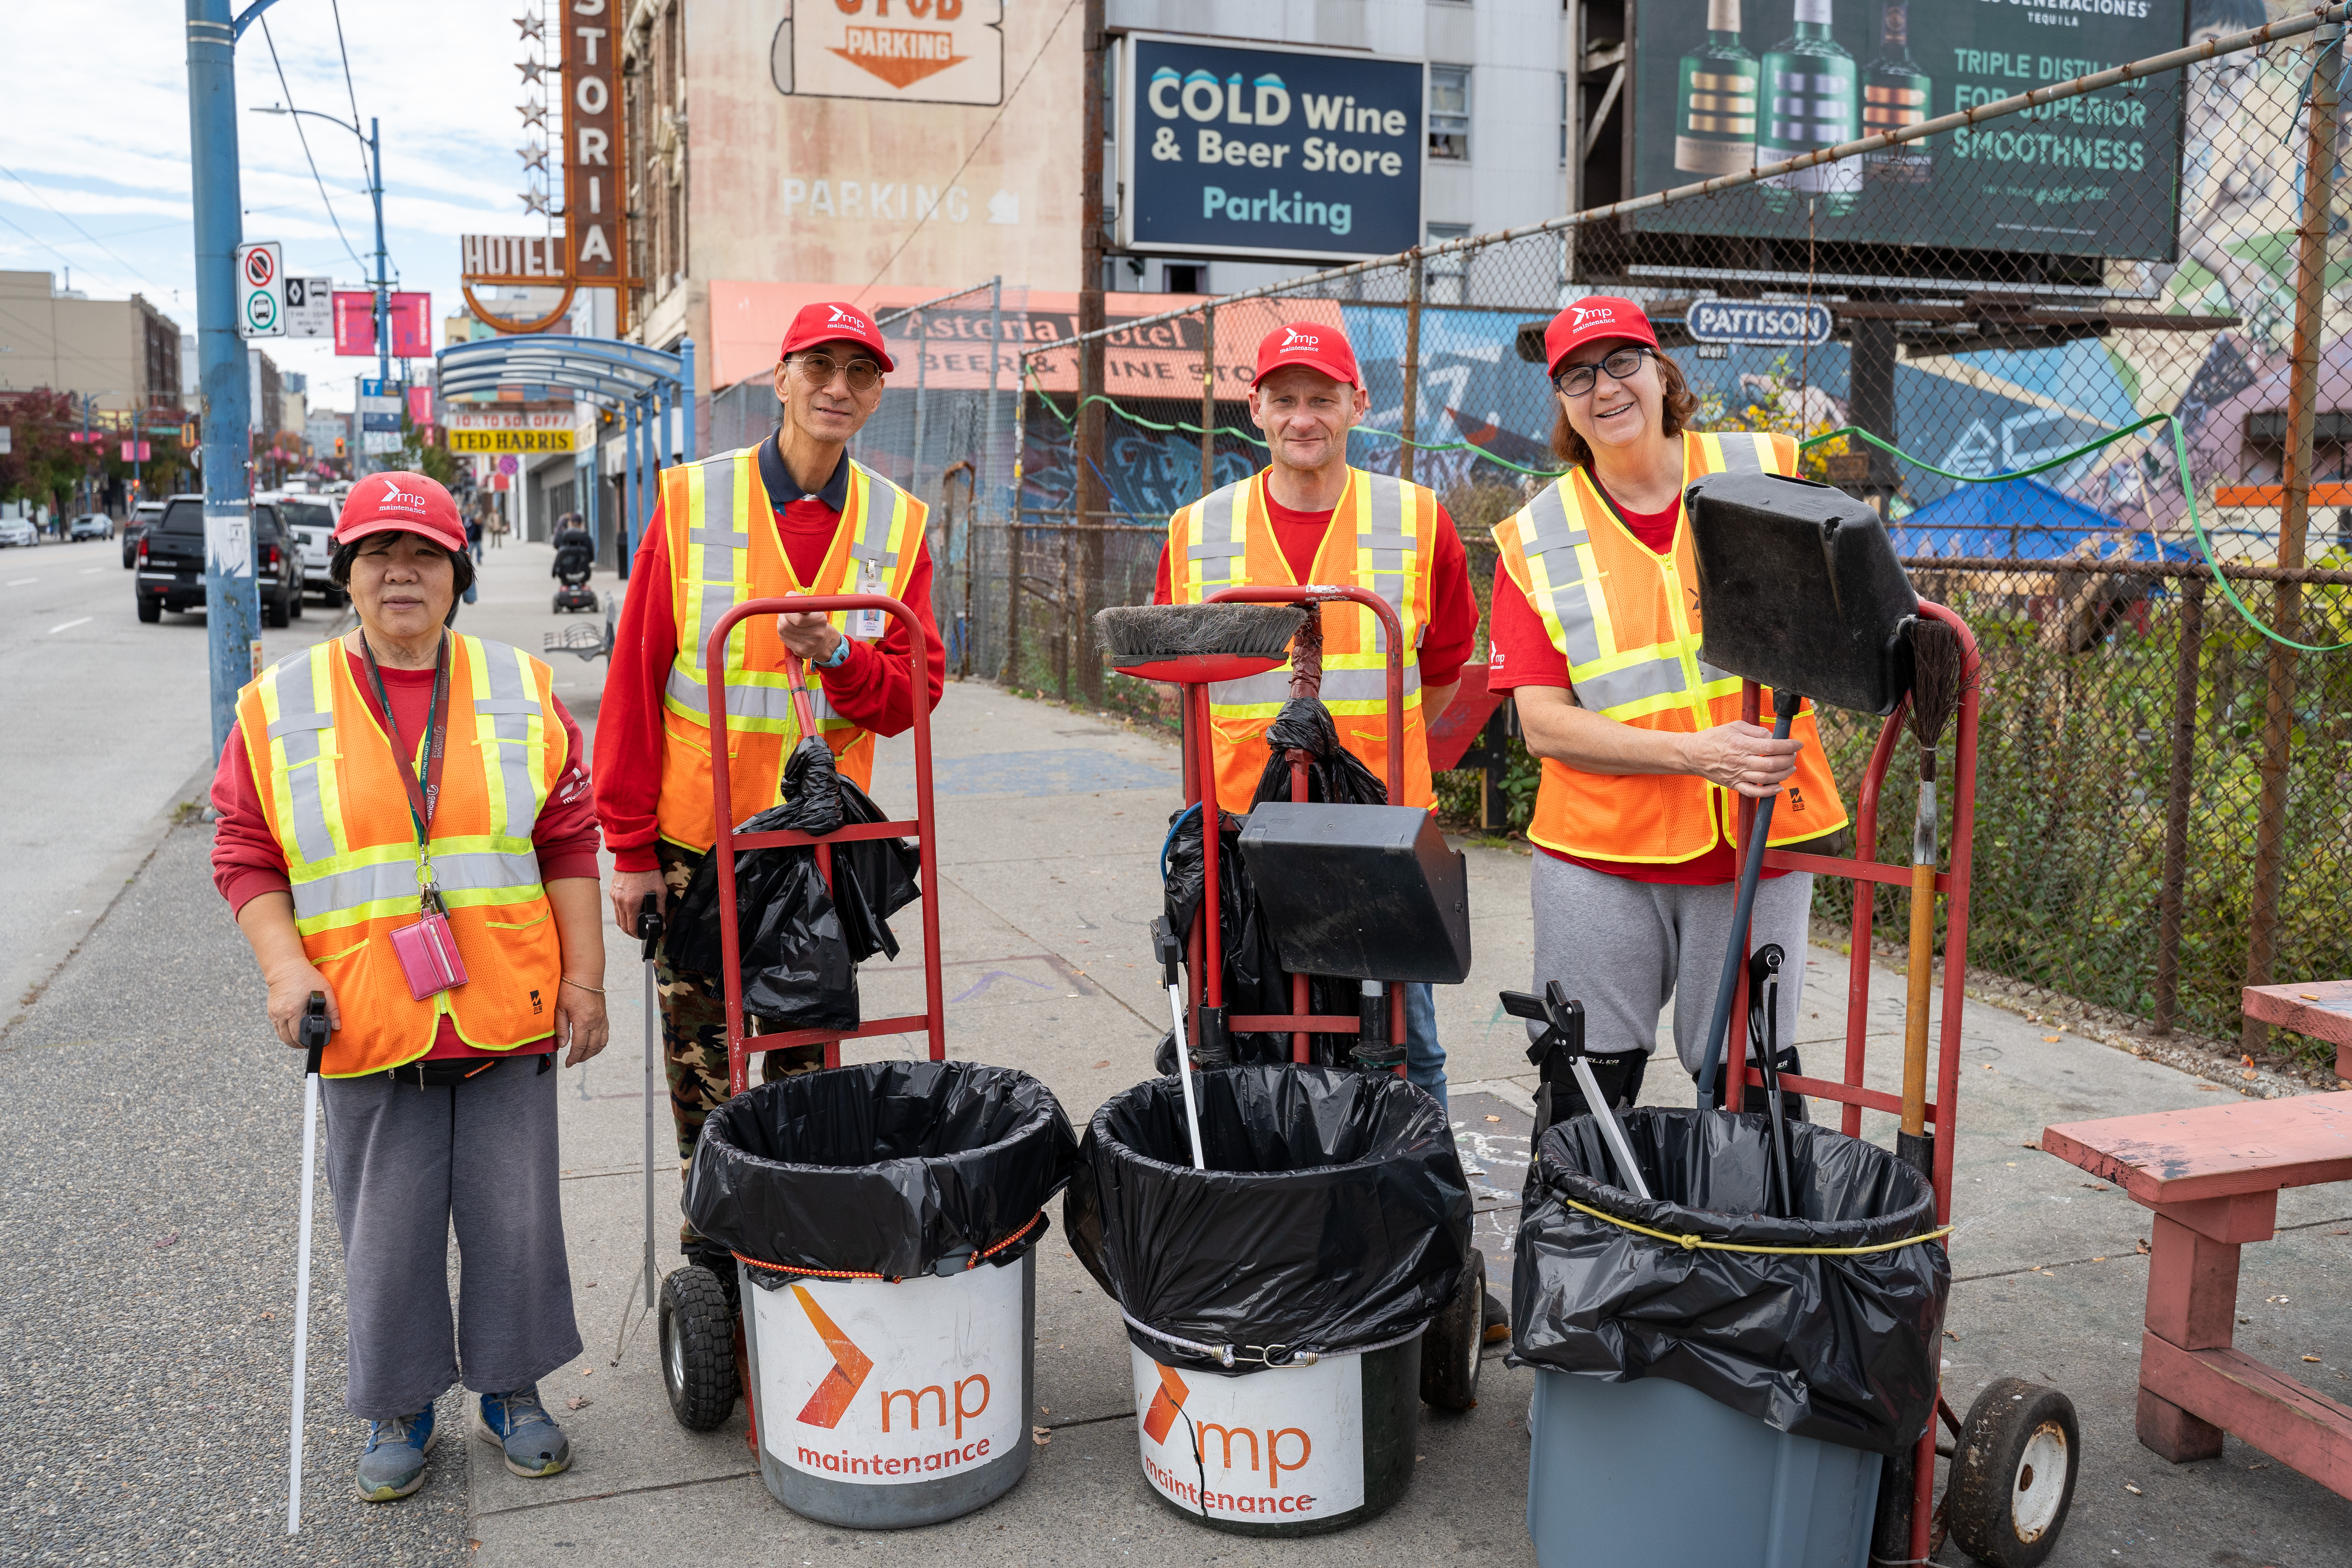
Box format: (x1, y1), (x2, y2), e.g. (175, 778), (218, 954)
(1419, 1246), (1485, 1410)
(659, 1266), (740, 1432)
(136, 595), (161, 623)
(289, 587), (303, 620)
(1946, 1377), (2080, 1567)
(265, 583), (290, 628)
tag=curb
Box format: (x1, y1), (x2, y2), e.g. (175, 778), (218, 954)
(0, 750), (218, 1047)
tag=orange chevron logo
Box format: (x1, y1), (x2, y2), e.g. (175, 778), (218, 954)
(1142, 1362), (1190, 1445)
(791, 1284), (875, 1428)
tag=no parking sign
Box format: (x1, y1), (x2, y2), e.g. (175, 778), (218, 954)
(237, 241), (285, 339)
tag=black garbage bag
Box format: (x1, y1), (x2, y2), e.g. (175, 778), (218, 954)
(1512, 1107), (1948, 1455)
(1251, 697), (1388, 807)
(668, 739), (918, 1030)
(1065, 1064), (1469, 1374)
(1160, 806), (1358, 1065)
(686, 1060), (1081, 1279)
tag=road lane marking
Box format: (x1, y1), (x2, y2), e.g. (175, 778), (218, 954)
(47, 617), (92, 634)
(80, 567), (102, 574)
(7, 578), (34, 586)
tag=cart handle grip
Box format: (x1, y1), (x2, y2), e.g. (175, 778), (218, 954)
(1205, 584), (1407, 804)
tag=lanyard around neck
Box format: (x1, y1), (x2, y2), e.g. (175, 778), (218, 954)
(358, 632), (452, 903)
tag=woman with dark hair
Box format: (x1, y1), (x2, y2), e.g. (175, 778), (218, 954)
(1486, 297), (1850, 1116)
(210, 471), (608, 1503)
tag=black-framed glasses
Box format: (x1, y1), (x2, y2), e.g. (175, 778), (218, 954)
(788, 352), (884, 393)
(1554, 345), (1656, 398)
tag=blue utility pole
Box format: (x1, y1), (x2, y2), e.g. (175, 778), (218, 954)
(187, 0), (261, 755)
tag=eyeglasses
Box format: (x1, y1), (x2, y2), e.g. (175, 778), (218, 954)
(788, 352), (884, 394)
(1554, 346), (1656, 398)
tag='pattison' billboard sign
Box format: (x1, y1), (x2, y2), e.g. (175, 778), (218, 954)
(1117, 34), (1423, 263)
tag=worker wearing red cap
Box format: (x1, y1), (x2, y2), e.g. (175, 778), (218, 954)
(594, 301), (945, 1235)
(211, 471), (608, 1498)
(1486, 296), (1849, 1123)
(1151, 319), (1480, 1113)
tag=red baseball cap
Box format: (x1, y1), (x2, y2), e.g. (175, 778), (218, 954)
(1250, 321), (1360, 390)
(334, 471), (465, 554)
(779, 301), (895, 373)
(1544, 296), (1660, 378)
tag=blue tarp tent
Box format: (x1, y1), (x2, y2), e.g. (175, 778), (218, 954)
(1890, 477), (2196, 564)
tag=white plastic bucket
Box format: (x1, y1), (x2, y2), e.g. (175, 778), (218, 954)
(739, 1250), (1035, 1528)
(1127, 1338), (1419, 1536)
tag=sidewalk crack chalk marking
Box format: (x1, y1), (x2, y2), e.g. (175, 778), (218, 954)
(47, 617), (90, 634)
(468, 1466), (760, 1522)
(950, 969), (1058, 1004)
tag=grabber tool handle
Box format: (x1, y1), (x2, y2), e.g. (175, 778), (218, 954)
(637, 891), (664, 961)
(299, 991), (330, 1077)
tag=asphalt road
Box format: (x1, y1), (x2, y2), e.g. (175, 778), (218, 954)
(0, 535), (338, 1007)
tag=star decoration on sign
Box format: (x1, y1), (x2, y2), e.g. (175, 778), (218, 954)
(517, 100), (546, 129)
(517, 58), (544, 85)
(515, 14), (542, 40)
(517, 143), (548, 171)
(521, 188), (550, 215)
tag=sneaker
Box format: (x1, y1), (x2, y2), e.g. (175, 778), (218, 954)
(355, 1406), (438, 1502)
(472, 1385), (573, 1479)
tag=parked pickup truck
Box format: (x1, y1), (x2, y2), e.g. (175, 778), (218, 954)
(135, 495), (305, 626)
(275, 494), (343, 604)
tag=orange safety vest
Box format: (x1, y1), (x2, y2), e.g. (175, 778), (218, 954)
(655, 446), (926, 853)
(1165, 466), (1440, 811)
(1489, 430), (1851, 862)
(236, 635), (568, 1078)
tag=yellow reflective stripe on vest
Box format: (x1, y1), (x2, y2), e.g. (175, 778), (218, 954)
(1517, 481), (1605, 667)
(261, 644), (343, 867)
(470, 640), (550, 846)
(290, 846), (548, 925)
(1183, 479), (1252, 593)
(1351, 472), (1417, 656)
(680, 449), (751, 675)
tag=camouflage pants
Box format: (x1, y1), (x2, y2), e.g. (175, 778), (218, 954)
(655, 845), (824, 1233)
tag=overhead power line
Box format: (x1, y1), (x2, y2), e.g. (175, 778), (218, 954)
(0, 164), (160, 296)
(259, 15), (368, 273)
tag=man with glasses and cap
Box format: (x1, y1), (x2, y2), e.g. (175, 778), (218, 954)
(595, 301), (945, 1270)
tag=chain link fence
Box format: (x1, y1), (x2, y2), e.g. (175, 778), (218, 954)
(697, 8), (2352, 1058)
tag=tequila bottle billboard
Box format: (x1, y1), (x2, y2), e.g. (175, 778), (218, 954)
(1862, 2), (1932, 187)
(1758, 0), (1860, 214)
(1673, 0), (1759, 176)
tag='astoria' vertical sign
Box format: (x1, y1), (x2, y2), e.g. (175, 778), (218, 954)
(564, 0), (627, 286)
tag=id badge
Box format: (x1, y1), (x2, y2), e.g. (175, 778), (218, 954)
(849, 560), (886, 640)
(389, 909), (469, 1001)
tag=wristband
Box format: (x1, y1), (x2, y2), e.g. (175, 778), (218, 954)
(816, 634), (854, 670)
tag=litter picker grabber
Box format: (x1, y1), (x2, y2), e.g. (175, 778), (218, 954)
(1501, 984), (1651, 1202)
(655, 592), (948, 1446)
(285, 991), (328, 1536)
(638, 894), (663, 1312)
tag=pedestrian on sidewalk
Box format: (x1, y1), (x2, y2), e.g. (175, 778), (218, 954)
(1150, 321), (1479, 1115)
(211, 470), (610, 1504)
(593, 301), (946, 1274)
(466, 508), (485, 563)
(1485, 298), (1849, 1120)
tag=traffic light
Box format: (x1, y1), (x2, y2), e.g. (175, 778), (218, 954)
(335, 437), (347, 457)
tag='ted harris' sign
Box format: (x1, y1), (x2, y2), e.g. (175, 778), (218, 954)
(1118, 35), (1423, 263)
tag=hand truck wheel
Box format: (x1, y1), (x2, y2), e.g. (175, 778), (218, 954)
(1945, 1377), (2080, 1567)
(1419, 1246), (1485, 1411)
(659, 1265), (740, 1432)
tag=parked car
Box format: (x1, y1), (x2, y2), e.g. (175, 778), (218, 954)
(0, 517), (34, 548)
(69, 513), (111, 542)
(276, 495), (342, 604)
(123, 499), (167, 567)
(135, 497), (304, 626)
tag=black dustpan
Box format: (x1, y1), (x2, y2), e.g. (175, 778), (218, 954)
(1684, 471), (1918, 716)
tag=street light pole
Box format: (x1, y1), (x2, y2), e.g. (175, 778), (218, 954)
(187, 0), (261, 756)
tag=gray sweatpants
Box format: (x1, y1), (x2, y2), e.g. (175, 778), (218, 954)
(320, 1056), (583, 1419)
(1528, 852), (1813, 1079)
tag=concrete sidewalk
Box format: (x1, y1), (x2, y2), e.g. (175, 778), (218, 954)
(5, 537), (2347, 1566)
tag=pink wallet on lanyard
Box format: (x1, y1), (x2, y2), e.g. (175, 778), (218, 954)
(390, 908), (469, 1000)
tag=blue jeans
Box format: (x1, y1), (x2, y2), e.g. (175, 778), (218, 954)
(1405, 981), (1445, 1116)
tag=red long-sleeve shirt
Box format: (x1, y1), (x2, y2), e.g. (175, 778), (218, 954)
(592, 456), (945, 872)
(210, 648), (603, 1059)
(1149, 490), (1478, 687)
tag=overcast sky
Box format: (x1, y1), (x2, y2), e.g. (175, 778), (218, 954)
(1, 2), (553, 412)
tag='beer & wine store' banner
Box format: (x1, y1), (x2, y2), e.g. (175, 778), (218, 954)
(1629, 0), (2190, 259)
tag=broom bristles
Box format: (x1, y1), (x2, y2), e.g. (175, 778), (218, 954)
(1906, 619), (1966, 750)
(1094, 603), (1304, 660)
